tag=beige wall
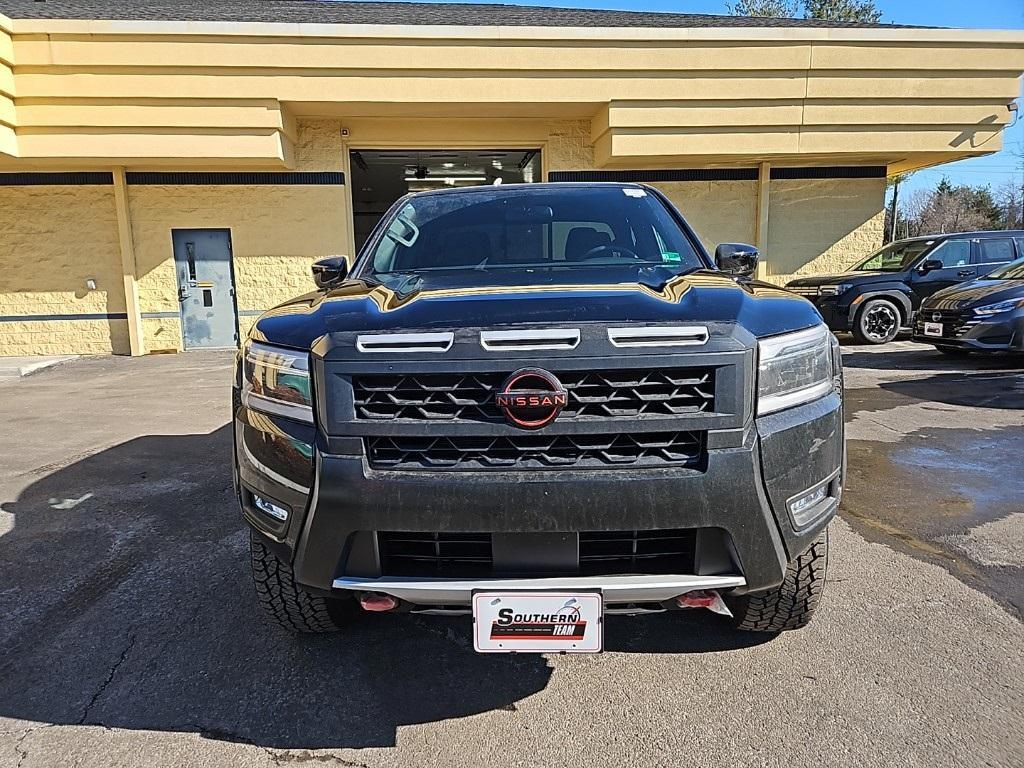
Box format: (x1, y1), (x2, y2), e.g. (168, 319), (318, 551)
(0, 184), (128, 355)
(129, 183), (347, 351)
(766, 178), (886, 282)
(0, 117), (884, 356)
(653, 181), (758, 253)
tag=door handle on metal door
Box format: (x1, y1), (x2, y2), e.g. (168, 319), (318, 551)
(957, 270), (973, 277)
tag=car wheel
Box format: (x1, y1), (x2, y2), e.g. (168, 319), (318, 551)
(249, 531), (355, 633)
(728, 528), (829, 633)
(852, 298), (902, 344)
(934, 346), (970, 357)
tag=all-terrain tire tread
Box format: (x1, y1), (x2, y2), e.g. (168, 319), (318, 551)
(732, 528), (829, 632)
(249, 532), (347, 633)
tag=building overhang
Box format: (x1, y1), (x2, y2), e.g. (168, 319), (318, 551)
(0, 16), (1022, 172)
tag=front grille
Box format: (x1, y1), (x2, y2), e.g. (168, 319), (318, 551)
(578, 529), (697, 576)
(366, 431), (704, 471)
(352, 368), (715, 423)
(915, 310), (978, 339)
(376, 529), (697, 578)
(378, 532), (492, 578)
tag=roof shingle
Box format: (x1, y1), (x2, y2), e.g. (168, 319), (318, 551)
(0, 0), (912, 29)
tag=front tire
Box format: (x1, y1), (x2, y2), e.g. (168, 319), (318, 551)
(729, 528), (829, 633)
(852, 298), (902, 344)
(249, 531), (354, 633)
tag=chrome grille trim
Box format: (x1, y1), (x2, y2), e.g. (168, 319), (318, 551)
(356, 332), (454, 353)
(607, 325), (709, 348)
(479, 328), (580, 351)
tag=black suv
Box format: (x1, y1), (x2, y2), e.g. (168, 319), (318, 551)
(233, 183), (844, 651)
(786, 231), (1024, 344)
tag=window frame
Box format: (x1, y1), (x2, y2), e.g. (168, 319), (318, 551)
(972, 237), (1017, 266)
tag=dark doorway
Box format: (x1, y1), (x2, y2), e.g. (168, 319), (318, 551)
(349, 148), (541, 251)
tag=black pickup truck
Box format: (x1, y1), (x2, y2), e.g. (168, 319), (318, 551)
(233, 183), (844, 651)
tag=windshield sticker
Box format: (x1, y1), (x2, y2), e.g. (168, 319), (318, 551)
(623, 188), (647, 198)
(661, 251), (682, 263)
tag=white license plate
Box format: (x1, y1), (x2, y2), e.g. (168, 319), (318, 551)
(472, 591), (603, 653)
(924, 322), (943, 337)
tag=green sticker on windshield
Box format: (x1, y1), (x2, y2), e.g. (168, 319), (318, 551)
(661, 251), (682, 263)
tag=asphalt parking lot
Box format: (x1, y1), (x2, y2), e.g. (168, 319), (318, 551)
(1, 344), (1021, 767)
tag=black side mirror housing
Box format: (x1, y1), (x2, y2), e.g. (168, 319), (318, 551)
(715, 243), (759, 278)
(311, 256), (350, 289)
(918, 259), (944, 273)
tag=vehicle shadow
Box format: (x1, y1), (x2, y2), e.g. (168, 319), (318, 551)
(877, 370), (1024, 410)
(839, 342), (1023, 373)
(0, 427), (770, 750)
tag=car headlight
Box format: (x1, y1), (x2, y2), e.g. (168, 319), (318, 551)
(973, 298), (1024, 316)
(757, 324), (837, 416)
(242, 340), (313, 423)
(818, 283), (851, 297)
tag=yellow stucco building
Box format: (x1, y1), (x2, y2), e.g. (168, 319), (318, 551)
(1, 0), (1022, 355)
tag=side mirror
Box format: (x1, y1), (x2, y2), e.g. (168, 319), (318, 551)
(311, 256), (349, 289)
(715, 243), (759, 278)
(918, 259), (943, 273)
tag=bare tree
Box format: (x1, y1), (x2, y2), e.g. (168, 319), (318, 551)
(995, 179), (1023, 230)
(902, 179), (998, 236)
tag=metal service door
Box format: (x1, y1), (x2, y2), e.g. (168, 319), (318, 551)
(172, 229), (238, 349)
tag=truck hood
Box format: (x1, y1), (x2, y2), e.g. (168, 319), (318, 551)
(250, 268), (823, 350)
(924, 278), (1024, 310)
(786, 271), (892, 288)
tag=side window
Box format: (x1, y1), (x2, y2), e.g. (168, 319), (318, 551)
(1015, 238), (1024, 258)
(975, 238), (1015, 265)
(927, 239), (971, 268)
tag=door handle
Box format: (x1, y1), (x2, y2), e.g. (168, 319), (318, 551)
(957, 270), (973, 277)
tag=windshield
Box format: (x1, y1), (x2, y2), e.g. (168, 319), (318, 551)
(356, 185), (705, 289)
(850, 240), (933, 272)
(987, 256), (1024, 280)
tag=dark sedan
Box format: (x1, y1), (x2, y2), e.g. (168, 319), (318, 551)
(912, 257), (1024, 355)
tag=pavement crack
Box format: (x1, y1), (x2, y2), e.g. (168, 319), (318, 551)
(263, 750), (372, 767)
(78, 630), (136, 725)
(12, 724), (54, 768)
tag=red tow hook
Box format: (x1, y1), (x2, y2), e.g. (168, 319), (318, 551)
(359, 593), (399, 612)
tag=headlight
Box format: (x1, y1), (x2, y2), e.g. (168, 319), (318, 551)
(757, 325), (836, 416)
(973, 298), (1024, 316)
(242, 340), (313, 423)
(818, 283), (851, 297)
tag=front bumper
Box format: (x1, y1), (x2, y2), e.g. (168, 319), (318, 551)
(332, 573), (747, 606)
(787, 293), (852, 332)
(235, 393), (843, 604)
(912, 309), (1024, 352)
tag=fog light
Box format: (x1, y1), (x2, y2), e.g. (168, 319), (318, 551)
(253, 494), (289, 522)
(787, 481), (830, 527)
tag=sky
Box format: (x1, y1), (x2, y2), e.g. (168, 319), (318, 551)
(403, 0), (1024, 200)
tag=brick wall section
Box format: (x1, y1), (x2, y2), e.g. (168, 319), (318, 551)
(0, 116), (886, 355)
(766, 177), (886, 283)
(652, 181), (758, 254)
(0, 185), (129, 354)
(130, 119), (348, 351)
